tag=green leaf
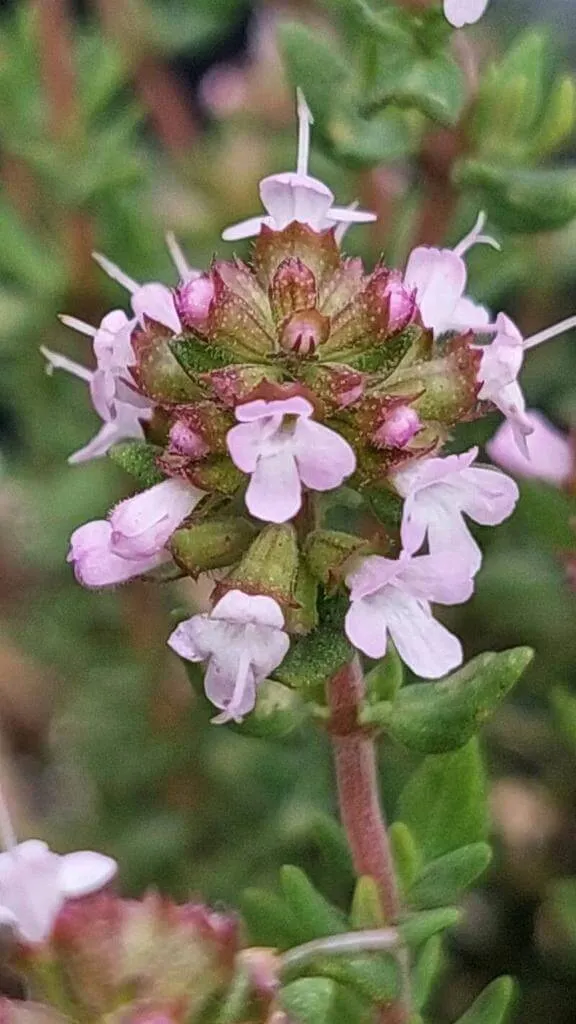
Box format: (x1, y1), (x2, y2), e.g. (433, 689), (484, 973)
(400, 907), (460, 948)
(551, 688), (576, 752)
(278, 22), (349, 127)
(456, 977), (517, 1024)
(365, 648), (534, 753)
(108, 440), (165, 486)
(328, 107), (418, 168)
(365, 646), (404, 703)
(368, 54), (465, 127)
(280, 866), (347, 940)
(389, 821), (421, 895)
(396, 740), (487, 862)
(455, 160), (576, 232)
(280, 978), (367, 1024)
(408, 843), (492, 909)
(546, 878), (576, 950)
(350, 876), (386, 929)
(412, 935), (443, 1012)
(241, 887), (301, 950)
(315, 953), (398, 1004)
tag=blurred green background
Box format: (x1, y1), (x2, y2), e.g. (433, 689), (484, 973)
(1, 2), (576, 1023)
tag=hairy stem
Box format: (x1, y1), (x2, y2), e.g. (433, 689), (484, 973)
(327, 657), (410, 1023)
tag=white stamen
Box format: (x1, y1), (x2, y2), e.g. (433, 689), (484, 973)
(0, 783), (17, 852)
(40, 346), (94, 383)
(165, 232), (191, 280)
(454, 212), (500, 258)
(296, 88), (313, 177)
(524, 315), (576, 351)
(59, 314), (97, 338)
(281, 928), (400, 972)
(92, 252), (140, 295)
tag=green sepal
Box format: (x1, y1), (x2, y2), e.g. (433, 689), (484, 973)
(285, 558), (319, 636)
(407, 842), (492, 909)
(230, 679), (308, 740)
(224, 523), (299, 605)
(389, 821), (421, 895)
(108, 440), (165, 487)
(396, 740), (487, 862)
(365, 646), (403, 703)
(362, 648), (534, 753)
(274, 621), (353, 696)
(455, 159), (576, 232)
(170, 517), (256, 575)
(305, 529), (370, 588)
(279, 866), (347, 940)
(399, 907), (461, 948)
(169, 334), (229, 377)
(186, 455), (244, 496)
(455, 977), (517, 1024)
(365, 486), (403, 531)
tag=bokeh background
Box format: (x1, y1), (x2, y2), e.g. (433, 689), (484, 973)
(1, 2), (576, 1022)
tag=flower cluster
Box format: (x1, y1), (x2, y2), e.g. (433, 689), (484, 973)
(47, 94), (576, 725)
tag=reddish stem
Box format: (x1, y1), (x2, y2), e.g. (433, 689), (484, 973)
(327, 656), (401, 921)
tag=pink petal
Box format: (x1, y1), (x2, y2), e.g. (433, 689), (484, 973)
(204, 650), (257, 723)
(92, 310), (133, 367)
(346, 555), (401, 601)
(344, 596), (389, 660)
(398, 551), (475, 604)
(327, 205), (377, 226)
(227, 419), (278, 473)
(386, 592), (463, 679)
(403, 248), (466, 334)
(444, 0), (490, 29)
(131, 283), (182, 334)
(68, 520), (167, 588)
(259, 173), (334, 230)
(450, 296), (491, 330)
(222, 215), (268, 242)
(41, 347), (93, 383)
(293, 419), (356, 490)
(235, 397), (313, 422)
(487, 410), (573, 486)
(245, 449), (302, 523)
(109, 479), (204, 559)
(212, 590), (286, 629)
(167, 617), (212, 663)
(458, 465), (519, 525)
(0, 842), (62, 944)
(68, 421), (128, 465)
(59, 851), (117, 897)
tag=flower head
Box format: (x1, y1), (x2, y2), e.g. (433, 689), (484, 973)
(0, 828), (116, 945)
(222, 91), (375, 241)
(226, 396), (356, 523)
(168, 590), (290, 723)
(444, 0), (490, 28)
(393, 447), (519, 574)
(345, 551), (474, 678)
(68, 479), (204, 587)
(487, 410), (573, 487)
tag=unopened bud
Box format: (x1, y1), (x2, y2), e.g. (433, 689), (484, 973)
(169, 419), (210, 459)
(174, 274), (214, 332)
(377, 271), (417, 334)
(280, 309), (330, 356)
(374, 405), (421, 448)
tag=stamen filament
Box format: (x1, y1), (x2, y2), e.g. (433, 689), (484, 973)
(524, 315), (576, 350)
(296, 88), (313, 177)
(59, 314), (97, 338)
(454, 211), (500, 258)
(92, 252), (140, 294)
(165, 232), (191, 280)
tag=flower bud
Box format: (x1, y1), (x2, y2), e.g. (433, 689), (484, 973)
(374, 405), (422, 448)
(222, 524), (299, 605)
(375, 270), (417, 334)
(279, 309), (330, 356)
(173, 274), (214, 332)
(168, 419), (210, 459)
(170, 517), (256, 575)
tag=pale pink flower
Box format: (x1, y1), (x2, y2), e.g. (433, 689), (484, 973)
(487, 410), (573, 487)
(68, 479), (205, 587)
(393, 447), (519, 574)
(0, 840), (116, 944)
(168, 590), (290, 723)
(444, 0), (490, 28)
(403, 212), (497, 336)
(226, 396), (356, 523)
(222, 91), (375, 241)
(477, 312), (576, 456)
(345, 551), (474, 678)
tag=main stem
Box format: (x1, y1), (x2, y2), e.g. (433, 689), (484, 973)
(327, 656), (409, 1024)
